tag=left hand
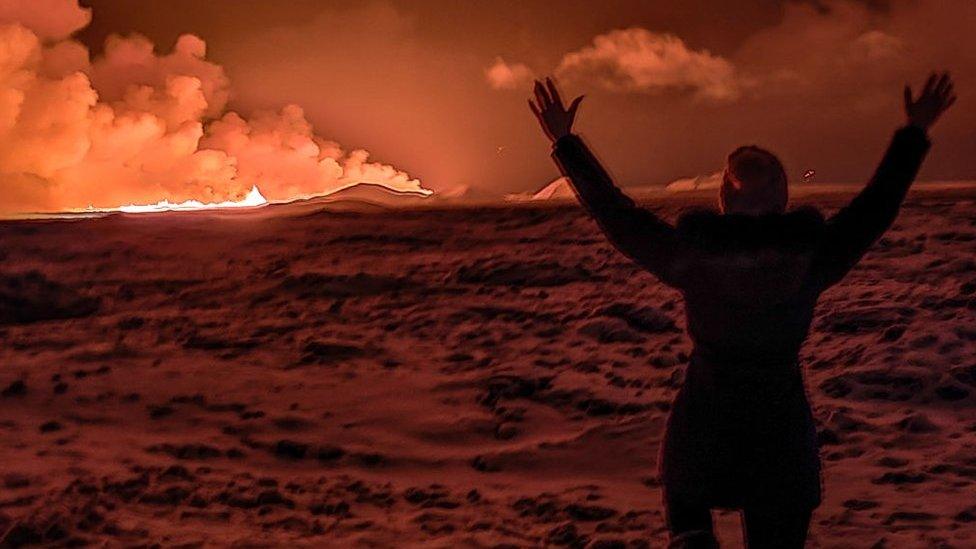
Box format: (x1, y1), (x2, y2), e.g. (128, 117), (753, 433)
(528, 78), (584, 143)
(904, 72), (956, 131)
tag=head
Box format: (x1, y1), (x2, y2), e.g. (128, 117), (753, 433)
(719, 146), (788, 215)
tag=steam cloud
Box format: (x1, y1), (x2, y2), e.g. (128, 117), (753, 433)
(484, 57), (535, 90)
(555, 28), (739, 101)
(485, 27), (739, 101)
(0, 0), (427, 214)
(491, 0), (974, 108)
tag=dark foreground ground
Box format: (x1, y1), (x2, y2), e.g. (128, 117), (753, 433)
(1, 186), (975, 548)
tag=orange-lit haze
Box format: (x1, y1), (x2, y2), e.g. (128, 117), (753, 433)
(0, 0), (427, 214)
(2, 0), (976, 214)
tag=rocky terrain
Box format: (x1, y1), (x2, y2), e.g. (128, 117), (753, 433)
(1, 185), (975, 547)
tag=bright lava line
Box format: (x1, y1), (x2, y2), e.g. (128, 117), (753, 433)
(106, 185), (268, 213)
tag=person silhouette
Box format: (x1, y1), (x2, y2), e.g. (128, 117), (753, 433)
(529, 73), (956, 548)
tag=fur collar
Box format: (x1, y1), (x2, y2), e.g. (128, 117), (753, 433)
(676, 206), (825, 252)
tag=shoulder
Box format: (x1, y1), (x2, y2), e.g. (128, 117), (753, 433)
(676, 206), (825, 251)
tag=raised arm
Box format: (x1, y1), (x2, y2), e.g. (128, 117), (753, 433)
(529, 78), (682, 286)
(811, 72), (955, 289)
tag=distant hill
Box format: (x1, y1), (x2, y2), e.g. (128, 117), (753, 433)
(320, 183), (432, 204)
(666, 171), (723, 192)
(263, 182), (432, 216)
(505, 177), (576, 202)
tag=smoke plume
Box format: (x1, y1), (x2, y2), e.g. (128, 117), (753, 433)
(484, 57), (535, 91)
(0, 0), (426, 214)
(555, 28), (739, 101)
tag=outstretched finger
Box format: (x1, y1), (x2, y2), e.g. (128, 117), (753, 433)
(938, 75), (954, 96)
(922, 72), (938, 96)
(528, 99), (542, 119)
(934, 72), (951, 96)
(545, 78), (564, 109)
(534, 80), (551, 109)
(941, 82), (955, 103)
(568, 95), (584, 119)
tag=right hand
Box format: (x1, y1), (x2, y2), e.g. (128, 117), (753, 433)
(904, 72), (956, 131)
(528, 78), (584, 143)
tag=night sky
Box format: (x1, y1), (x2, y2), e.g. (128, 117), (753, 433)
(73, 0), (974, 195)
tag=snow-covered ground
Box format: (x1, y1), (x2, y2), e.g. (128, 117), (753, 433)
(1, 185), (975, 547)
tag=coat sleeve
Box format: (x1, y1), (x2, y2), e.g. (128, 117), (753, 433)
(810, 126), (931, 290)
(552, 134), (682, 286)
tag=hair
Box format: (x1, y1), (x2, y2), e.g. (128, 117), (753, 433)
(719, 145), (788, 215)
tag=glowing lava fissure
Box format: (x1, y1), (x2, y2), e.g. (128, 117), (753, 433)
(76, 185), (268, 214)
(66, 180), (435, 216)
(0, 1), (429, 216)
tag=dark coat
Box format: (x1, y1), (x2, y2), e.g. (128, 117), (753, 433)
(551, 127), (930, 509)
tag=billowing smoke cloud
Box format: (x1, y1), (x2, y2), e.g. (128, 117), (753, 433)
(0, 0), (90, 41)
(0, 0), (426, 214)
(484, 57), (535, 90)
(489, 27), (739, 101)
(554, 28), (739, 101)
(200, 106), (421, 201)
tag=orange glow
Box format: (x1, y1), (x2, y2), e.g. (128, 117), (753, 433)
(74, 185), (268, 214)
(0, 2), (427, 216)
